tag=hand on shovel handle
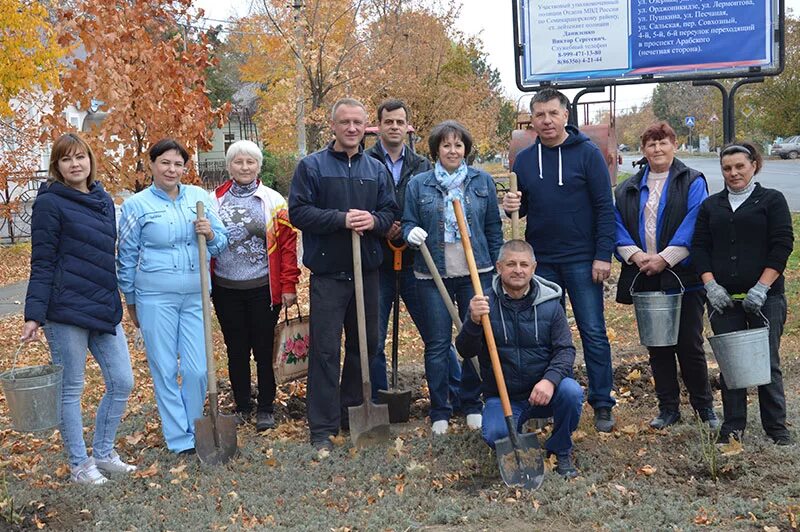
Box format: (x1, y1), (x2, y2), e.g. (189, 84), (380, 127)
(509, 172), (520, 240)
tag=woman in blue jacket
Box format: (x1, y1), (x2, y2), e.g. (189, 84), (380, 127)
(21, 133), (135, 485)
(402, 120), (503, 435)
(117, 139), (227, 454)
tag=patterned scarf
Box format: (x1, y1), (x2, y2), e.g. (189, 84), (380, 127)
(230, 179), (259, 198)
(434, 160), (470, 243)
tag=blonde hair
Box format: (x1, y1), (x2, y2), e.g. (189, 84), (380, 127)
(48, 133), (97, 188)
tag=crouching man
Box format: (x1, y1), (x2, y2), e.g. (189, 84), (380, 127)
(455, 240), (584, 478)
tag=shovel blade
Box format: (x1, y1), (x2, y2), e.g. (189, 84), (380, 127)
(376, 388), (412, 424)
(348, 401), (391, 448)
(195, 414), (238, 465)
(495, 432), (544, 490)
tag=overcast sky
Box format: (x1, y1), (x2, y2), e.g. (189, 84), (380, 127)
(196, 0), (798, 116)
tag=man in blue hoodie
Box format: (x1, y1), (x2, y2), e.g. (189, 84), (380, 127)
(503, 88), (616, 432)
(455, 240), (583, 478)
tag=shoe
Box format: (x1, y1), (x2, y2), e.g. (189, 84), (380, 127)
(716, 431), (742, 446)
(555, 453), (579, 479)
(771, 434), (792, 446)
(697, 408), (720, 430)
(431, 420), (449, 435)
(256, 412), (276, 431)
(593, 407), (615, 433)
(94, 451), (137, 474)
(70, 458), (109, 485)
(466, 414), (482, 430)
(234, 411), (251, 426)
(178, 447), (196, 455)
(649, 409), (681, 429)
(312, 439), (334, 451)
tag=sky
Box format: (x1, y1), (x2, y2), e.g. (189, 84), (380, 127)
(196, 0), (798, 117)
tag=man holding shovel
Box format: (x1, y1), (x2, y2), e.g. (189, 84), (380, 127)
(456, 240), (584, 478)
(289, 98), (398, 450)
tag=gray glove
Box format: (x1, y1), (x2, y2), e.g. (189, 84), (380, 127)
(704, 280), (734, 314)
(743, 282), (770, 313)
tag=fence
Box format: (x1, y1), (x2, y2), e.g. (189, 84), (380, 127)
(1, 171), (47, 244)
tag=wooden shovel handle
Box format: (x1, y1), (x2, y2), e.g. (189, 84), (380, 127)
(352, 231), (371, 385)
(509, 172), (520, 240)
(452, 199), (513, 418)
(196, 201), (217, 396)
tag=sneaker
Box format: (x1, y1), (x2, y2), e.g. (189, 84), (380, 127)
(649, 409), (681, 429)
(593, 407), (615, 433)
(697, 408), (720, 430)
(466, 414), (482, 430)
(256, 412), (276, 432)
(431, 420), (449, 435)
(94, 451), (137, 474)
(555, 453), (579, 479)
(70, 458), (109, 485)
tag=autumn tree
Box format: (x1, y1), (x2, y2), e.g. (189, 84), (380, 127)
(44, 0), (229, 191)
(0, 0), (63, 117)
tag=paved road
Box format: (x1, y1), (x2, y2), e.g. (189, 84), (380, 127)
(621, 155), (800, 210)
(0, 281), (27, 318)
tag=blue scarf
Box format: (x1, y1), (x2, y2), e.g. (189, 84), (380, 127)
(434, 160), (470, 243)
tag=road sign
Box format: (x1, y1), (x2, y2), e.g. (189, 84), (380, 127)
(742, 105), (754, 118)
(709, 114), (719, 122)
(685, 116), (696, 128)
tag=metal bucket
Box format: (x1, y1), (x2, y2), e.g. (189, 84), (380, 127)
(630, 270), (684, 347)
(708, 312), (771, 390)
(0, 344), (63, 432)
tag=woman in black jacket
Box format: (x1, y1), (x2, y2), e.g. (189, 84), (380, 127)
(21, 133), (135, 484)
(692, 141), (794, 445)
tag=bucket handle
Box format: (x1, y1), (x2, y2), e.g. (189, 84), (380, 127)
(6, 342), (25, 381)
(629, 268), (685, 296)
(708, 301), (770, 330)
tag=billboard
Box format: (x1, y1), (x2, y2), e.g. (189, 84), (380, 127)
(513, 0), (783, 90)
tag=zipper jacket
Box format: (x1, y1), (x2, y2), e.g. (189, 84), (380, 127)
(117, 183), (228, 303)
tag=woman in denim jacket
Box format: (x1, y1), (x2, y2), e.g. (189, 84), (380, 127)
(22, 133), (135, 484)
(402, 120), (503, 435)
(117, 139), (227, 454)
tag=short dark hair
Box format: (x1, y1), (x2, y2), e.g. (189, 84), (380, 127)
(149, 138), (189, 164)
(640, 121), (677, 146)
(377, 99), (409, 122)
(428, 120), (473, 160)
(720, 141), (763, 175)
(498, 239), (536, 262)
(530, 88), (570, 112)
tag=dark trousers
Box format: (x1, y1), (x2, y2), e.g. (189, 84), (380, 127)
(709, 294), (788, 439)
(211, 283), (280, 413)
(307, 271), (379, 443)
(648, 290), (713, 412)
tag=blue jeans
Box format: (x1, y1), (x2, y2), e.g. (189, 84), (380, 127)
(536, 261), (615, 410)
(481, 378), (583, 455)
(44, 322), (133, 467)
(370, 266), (460, 406)
(415, 273), (489, 422)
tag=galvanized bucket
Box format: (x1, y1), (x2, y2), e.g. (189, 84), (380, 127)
(0, 343), (63, 432)
(708, 310), (771, 390)
(630, 269), (684, 347)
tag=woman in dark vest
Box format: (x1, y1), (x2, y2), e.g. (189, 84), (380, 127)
(693, 141), (793, 446)
(614, 122), (717, 430)
(21, 133), (135, 484)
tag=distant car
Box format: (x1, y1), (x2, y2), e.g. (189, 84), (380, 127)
(772, 135), (800, 159)
(618, 143), (630, 152)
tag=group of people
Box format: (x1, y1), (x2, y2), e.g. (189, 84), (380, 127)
(20, 87), (792, 486)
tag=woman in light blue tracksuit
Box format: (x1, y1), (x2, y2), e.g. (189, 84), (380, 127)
(117, 139), (227, 454)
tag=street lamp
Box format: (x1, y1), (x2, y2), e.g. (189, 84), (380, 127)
(293, 0), (306, 158)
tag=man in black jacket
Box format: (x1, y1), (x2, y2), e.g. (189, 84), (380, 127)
(365, 99), (465, 403)
(289, 98), (398, 450)
(456, 240), (583, 478)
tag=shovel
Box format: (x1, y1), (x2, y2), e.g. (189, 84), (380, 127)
(194, 201), (238, 465)
(509, 172), (520, 240)
(452, 199), (544, 490)
(418, 242), (481, 378)
(377, 240), (412, 423)
(348, 230), (392, 447)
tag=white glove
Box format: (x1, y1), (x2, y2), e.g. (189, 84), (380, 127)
(407, 227), (428, 246)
